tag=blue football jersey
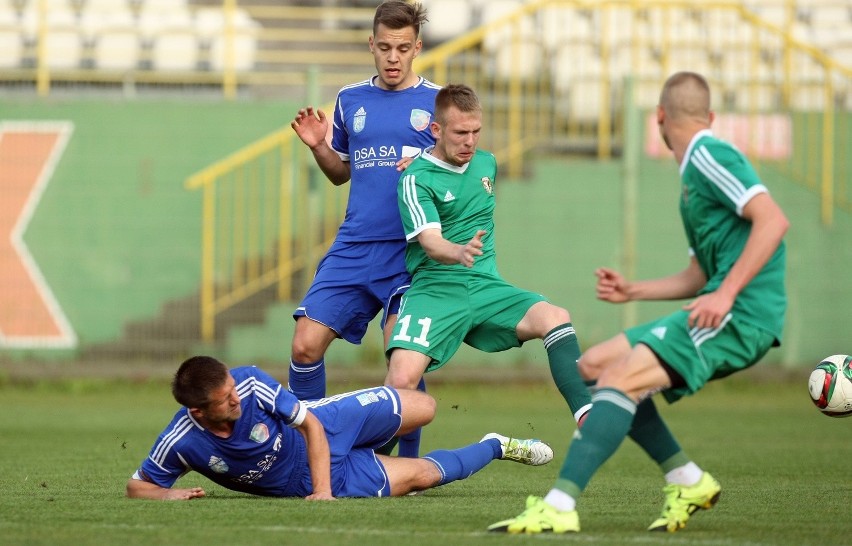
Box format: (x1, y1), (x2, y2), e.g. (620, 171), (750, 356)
(134, 366), (313, 497)
(132, 368), (403, 498)
(331, 76), (440, 242)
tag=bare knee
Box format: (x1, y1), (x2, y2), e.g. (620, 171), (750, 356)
(385, 349), (430, 390)
(578, 334), (632, 382)
(290, 319), (335, 363)
(397, 390), (436, 432)
(577, 345), (606, 381)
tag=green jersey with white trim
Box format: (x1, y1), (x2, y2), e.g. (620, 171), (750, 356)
(680, 129), (786, 342)
(398, 148), (498, 278)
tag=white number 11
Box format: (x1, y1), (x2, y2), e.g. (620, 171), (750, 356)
(392, 314), (432, 348)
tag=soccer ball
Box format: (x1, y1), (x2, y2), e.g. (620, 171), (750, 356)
(807, 354), (852, 417)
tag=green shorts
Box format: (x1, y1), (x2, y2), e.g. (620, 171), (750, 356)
(625, 310), (775, 403)
(385, 273), (546, 372)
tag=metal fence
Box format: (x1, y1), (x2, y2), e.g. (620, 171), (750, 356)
(177, 0), (852, 340)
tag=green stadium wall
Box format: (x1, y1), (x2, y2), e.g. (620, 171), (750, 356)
(1, 100), (849, 370)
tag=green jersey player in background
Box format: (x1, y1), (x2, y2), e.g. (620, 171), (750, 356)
(385, 84), (593, 456)
(490, 71), (789, 534)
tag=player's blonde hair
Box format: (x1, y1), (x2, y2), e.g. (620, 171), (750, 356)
(659, 71), (711, 121)
(434, 84), (481, 124)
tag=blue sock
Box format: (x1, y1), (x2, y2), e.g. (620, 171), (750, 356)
(397, 377), (426, 458)
(423, 439), (501, 485)
(287, 358), (326, 400)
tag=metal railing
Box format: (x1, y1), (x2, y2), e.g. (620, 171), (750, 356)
(183, 0), (852, 340)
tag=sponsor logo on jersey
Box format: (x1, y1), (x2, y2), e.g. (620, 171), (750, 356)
(354, 107), (366, 133)
(410, 109), (431, 131)
(208, 455), (229, 474)
(249, 423), (270, 443)
(481, 177), (493, 194)
(443, 190), (455, 202)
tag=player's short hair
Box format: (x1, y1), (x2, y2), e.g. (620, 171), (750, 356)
(172, 355), (229, 409)
(434, 83), (481, 124)
(659, 71), (711, 121)
(373, 0), (428, 38)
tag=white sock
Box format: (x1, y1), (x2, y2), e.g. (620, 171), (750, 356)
(544, 488), (576, 512)
(664, 462), (703, 486)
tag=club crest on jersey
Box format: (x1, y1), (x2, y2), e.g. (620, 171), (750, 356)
(410, 109), (431, 131)
(250, 423), (270, 443)
(208, 455), (229, 474)
(354, 107), (366, 133)
(481, 177), (493, 194)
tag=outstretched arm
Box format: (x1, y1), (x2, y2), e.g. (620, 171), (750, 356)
(417, 229), (486, 267)
(595, 258), (707, 304)
(126, 477), (206, 501)
(295, 411), (335, 501)
(291, 106), (351, 185)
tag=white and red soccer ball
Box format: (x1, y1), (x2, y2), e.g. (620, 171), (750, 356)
(808, 354), (852, 418)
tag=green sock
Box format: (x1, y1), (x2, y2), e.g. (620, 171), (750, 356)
(544, 323), (592, 421)
(628, 398), (685, 470)
(556, 388), (637, 495)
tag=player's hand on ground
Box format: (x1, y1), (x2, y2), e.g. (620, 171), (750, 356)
(305, 491), (337, 501)
(458, 230), (486, 267)
(594, 267), (630, 303)
(291, 107), (329, 149)
(163, 487), (206, 501)
(683, 291), (733, 329)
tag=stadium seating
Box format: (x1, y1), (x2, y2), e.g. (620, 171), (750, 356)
(20, 4), (84, 70)
(81, 8), (140, 71)
(420, 0), (474, 46)
(0, 4), (22, 69)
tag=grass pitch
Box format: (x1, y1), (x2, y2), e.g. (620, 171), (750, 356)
(0, 372), (848, 546)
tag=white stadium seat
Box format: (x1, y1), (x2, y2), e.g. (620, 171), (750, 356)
(0, 5), (22, 68)
(421, 0), (473, 45)
(493, 36), (544, 81)
(208, 13), (259, 73)
(81, 10), (140, 71)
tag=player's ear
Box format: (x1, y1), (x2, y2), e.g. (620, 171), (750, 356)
(413, 38), (422, 57)
(430, 120), (441, 139)
(707, 110), (715, 126)
(656, 105), (665, 126)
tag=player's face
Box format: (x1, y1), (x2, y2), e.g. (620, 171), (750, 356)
(369, 24), (422, 91)
(431, 106), (482, 167)
(201, 374), (242, 424)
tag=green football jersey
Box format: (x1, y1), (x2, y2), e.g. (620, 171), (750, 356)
(680, 129), (787, 342)
(398, 148), (498, 277)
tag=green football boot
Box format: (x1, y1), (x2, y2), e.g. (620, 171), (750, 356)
(648, 472), (722, 532)
(488, 495), (579, 534)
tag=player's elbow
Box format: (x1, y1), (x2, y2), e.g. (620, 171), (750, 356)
(776, 211), (790, 238)
(125, 478), (142, 499)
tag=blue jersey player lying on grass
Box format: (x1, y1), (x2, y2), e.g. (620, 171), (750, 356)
(126, 356), (553, 501)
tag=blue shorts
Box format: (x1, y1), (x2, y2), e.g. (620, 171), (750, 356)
(304, 386), (402, 497)
(294, 240), (411, 343)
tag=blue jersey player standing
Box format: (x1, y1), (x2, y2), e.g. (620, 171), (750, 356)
(126, 356), (553, 501)
(288, 2), (438, 459)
